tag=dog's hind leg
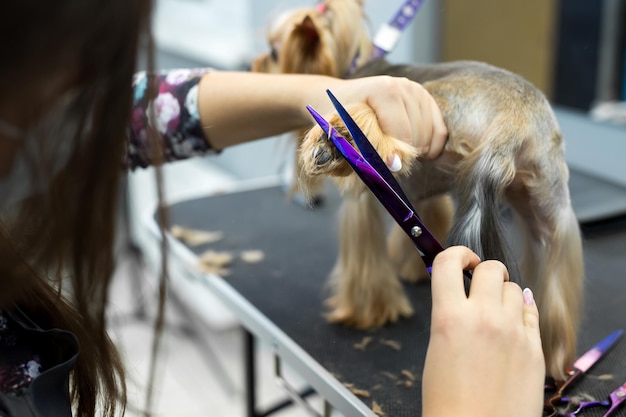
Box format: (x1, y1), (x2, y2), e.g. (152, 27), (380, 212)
(325, 192), (413, 328)
(507, 164), (584, 381)
(298, 104), (420, 184)
(388, 194), (454, 283)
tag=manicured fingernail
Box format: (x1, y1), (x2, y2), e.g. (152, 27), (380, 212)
(388, 154), (402, 172)
(523, 288), (535, 305)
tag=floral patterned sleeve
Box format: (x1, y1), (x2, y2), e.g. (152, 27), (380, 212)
(126, 68), (217, 170)
(0, 311), (42, 395)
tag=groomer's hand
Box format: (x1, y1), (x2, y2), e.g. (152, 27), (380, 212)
(422, 246), (545, 417)
(313, 75), (448, 159)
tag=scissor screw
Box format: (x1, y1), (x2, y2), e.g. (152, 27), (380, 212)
(411, 226), (422, 237)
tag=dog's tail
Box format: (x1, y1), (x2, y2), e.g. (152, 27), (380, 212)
(445, 140), (518, 277)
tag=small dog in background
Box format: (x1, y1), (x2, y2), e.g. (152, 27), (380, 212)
(252, 0), (584, 381)
(252, 0), (373, 201)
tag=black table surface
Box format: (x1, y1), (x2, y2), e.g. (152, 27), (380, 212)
(167, 183), (626, 417)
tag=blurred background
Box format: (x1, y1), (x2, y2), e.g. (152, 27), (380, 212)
(113, 1), (626, 416)
(141, 0), (626, 181)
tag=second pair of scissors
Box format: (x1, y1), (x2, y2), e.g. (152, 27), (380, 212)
(544, 329), (625, 416)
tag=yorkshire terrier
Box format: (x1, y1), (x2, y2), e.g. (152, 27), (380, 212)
(252, 0), (584, 381)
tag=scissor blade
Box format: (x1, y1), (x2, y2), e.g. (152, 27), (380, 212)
(327, 127), (445, 261)
(325, 89), (416, 212)
(326, 126), (450, 272)
(306, 105), (470, 279)
(307, 105), (414, 222)
(572, 329), (623, 373)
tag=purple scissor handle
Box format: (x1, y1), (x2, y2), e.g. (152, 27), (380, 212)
(306, 90), (471, 279)
(559, 381), (626, 416)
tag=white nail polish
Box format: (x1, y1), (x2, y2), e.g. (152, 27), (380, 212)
(389, 154), (402, 172)
(523, 287), (535, 306)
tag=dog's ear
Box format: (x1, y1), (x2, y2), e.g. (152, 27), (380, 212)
(294, 15), (321, 54)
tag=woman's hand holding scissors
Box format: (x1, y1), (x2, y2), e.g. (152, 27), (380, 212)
(422, 246), (545, 417)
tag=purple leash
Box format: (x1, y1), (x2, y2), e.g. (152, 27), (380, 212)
(371, 0), (425, 60)
(346, 0), (425, 74)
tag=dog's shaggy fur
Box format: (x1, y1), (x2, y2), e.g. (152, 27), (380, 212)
(252, 0), (584, 381)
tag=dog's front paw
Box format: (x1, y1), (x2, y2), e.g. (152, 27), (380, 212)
(325, 291), (414, 329)
(324, 264), (415, 329)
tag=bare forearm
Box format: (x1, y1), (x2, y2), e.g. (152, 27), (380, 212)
(198, 71), (341, 149)
(197, 70), (448, 158)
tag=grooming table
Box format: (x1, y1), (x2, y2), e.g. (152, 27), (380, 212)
(160, 175), (626, 417)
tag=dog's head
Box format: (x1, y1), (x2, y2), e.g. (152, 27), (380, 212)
(251, 0), (373, 77)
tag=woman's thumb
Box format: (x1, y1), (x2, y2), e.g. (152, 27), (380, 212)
(522, 288), (541, 335)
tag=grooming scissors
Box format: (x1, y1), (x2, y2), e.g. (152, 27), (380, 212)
(559, 382), (626, 416)
(306, 89), (471, 279)
(544, 329), (624, 416)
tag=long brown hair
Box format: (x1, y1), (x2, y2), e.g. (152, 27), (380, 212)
(0, 1), (157, 416)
